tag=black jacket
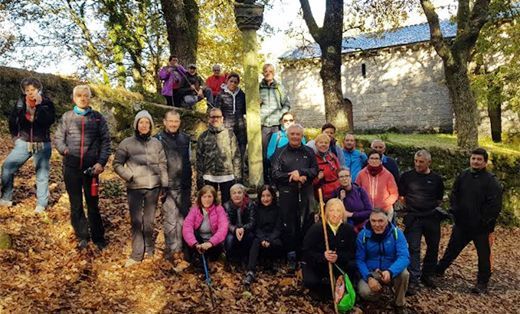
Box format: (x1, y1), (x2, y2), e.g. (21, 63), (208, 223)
(214, 87), (246, 127)
(9, 96), (55, 142)
(224, 198), (256, 233)
(178, 73), (204, 96)
(156, 130), (192, 190)
(254, 203), (282, 243)
(271, 144), (318, 188)
(303, 222), (357, 274)
(55, 109), (111, 169)
(451, 168), (503, 232)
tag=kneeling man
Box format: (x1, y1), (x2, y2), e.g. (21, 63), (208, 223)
(356, 208), (410, 310)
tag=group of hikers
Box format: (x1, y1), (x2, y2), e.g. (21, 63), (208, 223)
(0, 63), (503, 312)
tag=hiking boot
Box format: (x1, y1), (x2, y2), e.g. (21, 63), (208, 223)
(243, 271), (255, 286)
(471, 282), (488, 294)
(0, 199), (13, 207)
(421, 275), (436, 288)
(94, 241), (107, 251)
(287, 251), (297, 273)
(77, 239), (89, 250)
(124, 258), (140, 268)
(406, 282), (418, 296)
(34, 205), (46, 214)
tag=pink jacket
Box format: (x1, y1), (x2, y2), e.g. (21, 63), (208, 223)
(355, 167), (398, 212)
(182, 204), (229, 247)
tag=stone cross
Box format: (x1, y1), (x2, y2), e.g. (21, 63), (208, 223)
(234, 2), (264, 188)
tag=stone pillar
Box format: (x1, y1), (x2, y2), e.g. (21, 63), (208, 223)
(234, 2), (264, 188)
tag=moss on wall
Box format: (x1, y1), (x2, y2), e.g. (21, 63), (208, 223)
(0, 66), (207, 142)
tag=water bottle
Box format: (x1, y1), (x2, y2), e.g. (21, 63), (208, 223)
(91, 176), (99, 197)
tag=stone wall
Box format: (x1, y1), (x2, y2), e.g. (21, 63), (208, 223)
(281, 44), (454, 132)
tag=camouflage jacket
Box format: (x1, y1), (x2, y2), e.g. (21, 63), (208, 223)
(196, 125), (241, 188)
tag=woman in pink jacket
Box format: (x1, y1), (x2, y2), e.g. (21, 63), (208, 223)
(355, 151), (399, 221)
(182, 185), (229, 264)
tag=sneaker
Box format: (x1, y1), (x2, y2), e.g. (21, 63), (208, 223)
(421, 275), (437, 288)
(77, 239), (88, 250)
(124, 258), (140, 268)
(34, 205), (46, 214)
(243, 271), (255, 286)
(471, 282), (488, 294)
(0, 199), (13, 207)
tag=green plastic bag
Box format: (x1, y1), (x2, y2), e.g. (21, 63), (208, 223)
(334, 264), (356, 313)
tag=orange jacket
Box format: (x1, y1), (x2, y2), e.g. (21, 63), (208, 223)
(355, 167), (398, 212)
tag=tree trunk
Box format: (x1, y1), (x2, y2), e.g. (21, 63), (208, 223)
(160, 0), (199, 66)
(319, 46), (351, 130)
(487, 83), (502, 142)
(444, 62), (479, 149)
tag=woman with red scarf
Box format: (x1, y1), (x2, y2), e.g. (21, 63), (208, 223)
(224, 183), (256, 266)
(1, 77), (55, 213)
(312, 134), (341, 202)
(355, 150), (399, 221)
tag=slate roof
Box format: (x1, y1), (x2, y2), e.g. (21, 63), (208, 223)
(280, 20), (457, 60)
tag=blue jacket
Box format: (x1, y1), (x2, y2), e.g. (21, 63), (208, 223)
(342, 149), (367, 182)
(356, 223), (409, 281)
(266, 128), (306, 159)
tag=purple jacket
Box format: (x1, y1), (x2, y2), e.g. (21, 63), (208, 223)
(159, 65), (187, 96)
(182, 204), (229, 247)
(333, 183), (372, 226)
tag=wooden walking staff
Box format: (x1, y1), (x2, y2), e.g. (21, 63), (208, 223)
(318, 188), (338, 314)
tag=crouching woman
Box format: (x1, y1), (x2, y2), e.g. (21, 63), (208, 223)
(113, 110), (168, 267)
(302, 198), (357, 300)
(182, 185), (229, 265)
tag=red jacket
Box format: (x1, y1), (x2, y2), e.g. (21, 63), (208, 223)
(206, 74), (228, 96)
(182, 204), (229, 247)
(313, 152), (341, 201)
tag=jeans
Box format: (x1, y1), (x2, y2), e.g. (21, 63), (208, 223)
(225, 231), (255, 263)
(404, 214), (441, 283)
(162, 188), (191, 256)
(437, 225), (492, 284)
(127, 188), (160, 261)
(64, 166), (105, 243)
(1, 139), (51, 207)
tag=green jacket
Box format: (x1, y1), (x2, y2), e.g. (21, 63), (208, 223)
(259, 79), (290, 127)
(196, 125), (241, 188)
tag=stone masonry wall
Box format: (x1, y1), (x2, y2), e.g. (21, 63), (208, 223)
(281, 44), (454, 132)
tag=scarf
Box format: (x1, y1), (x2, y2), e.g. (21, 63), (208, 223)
(328, 222), (341, 235)
(25, 96), (37, 122)
(73, 105), (91, 116)
(135, 130), (151, 141)
(367, 164), (383, 176)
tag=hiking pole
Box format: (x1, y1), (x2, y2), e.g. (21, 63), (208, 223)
(318, 188), (339, 314)
(201, 253), (217, 309)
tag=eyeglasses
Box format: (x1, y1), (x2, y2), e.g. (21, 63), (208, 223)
(283, 119), (294, 123)
(339, 175), (351, 179)
(369, 157), (381, 160)
(210, 115), (223, 119)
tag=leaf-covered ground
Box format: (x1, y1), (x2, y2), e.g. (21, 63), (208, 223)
(0, 139), (519, 313)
